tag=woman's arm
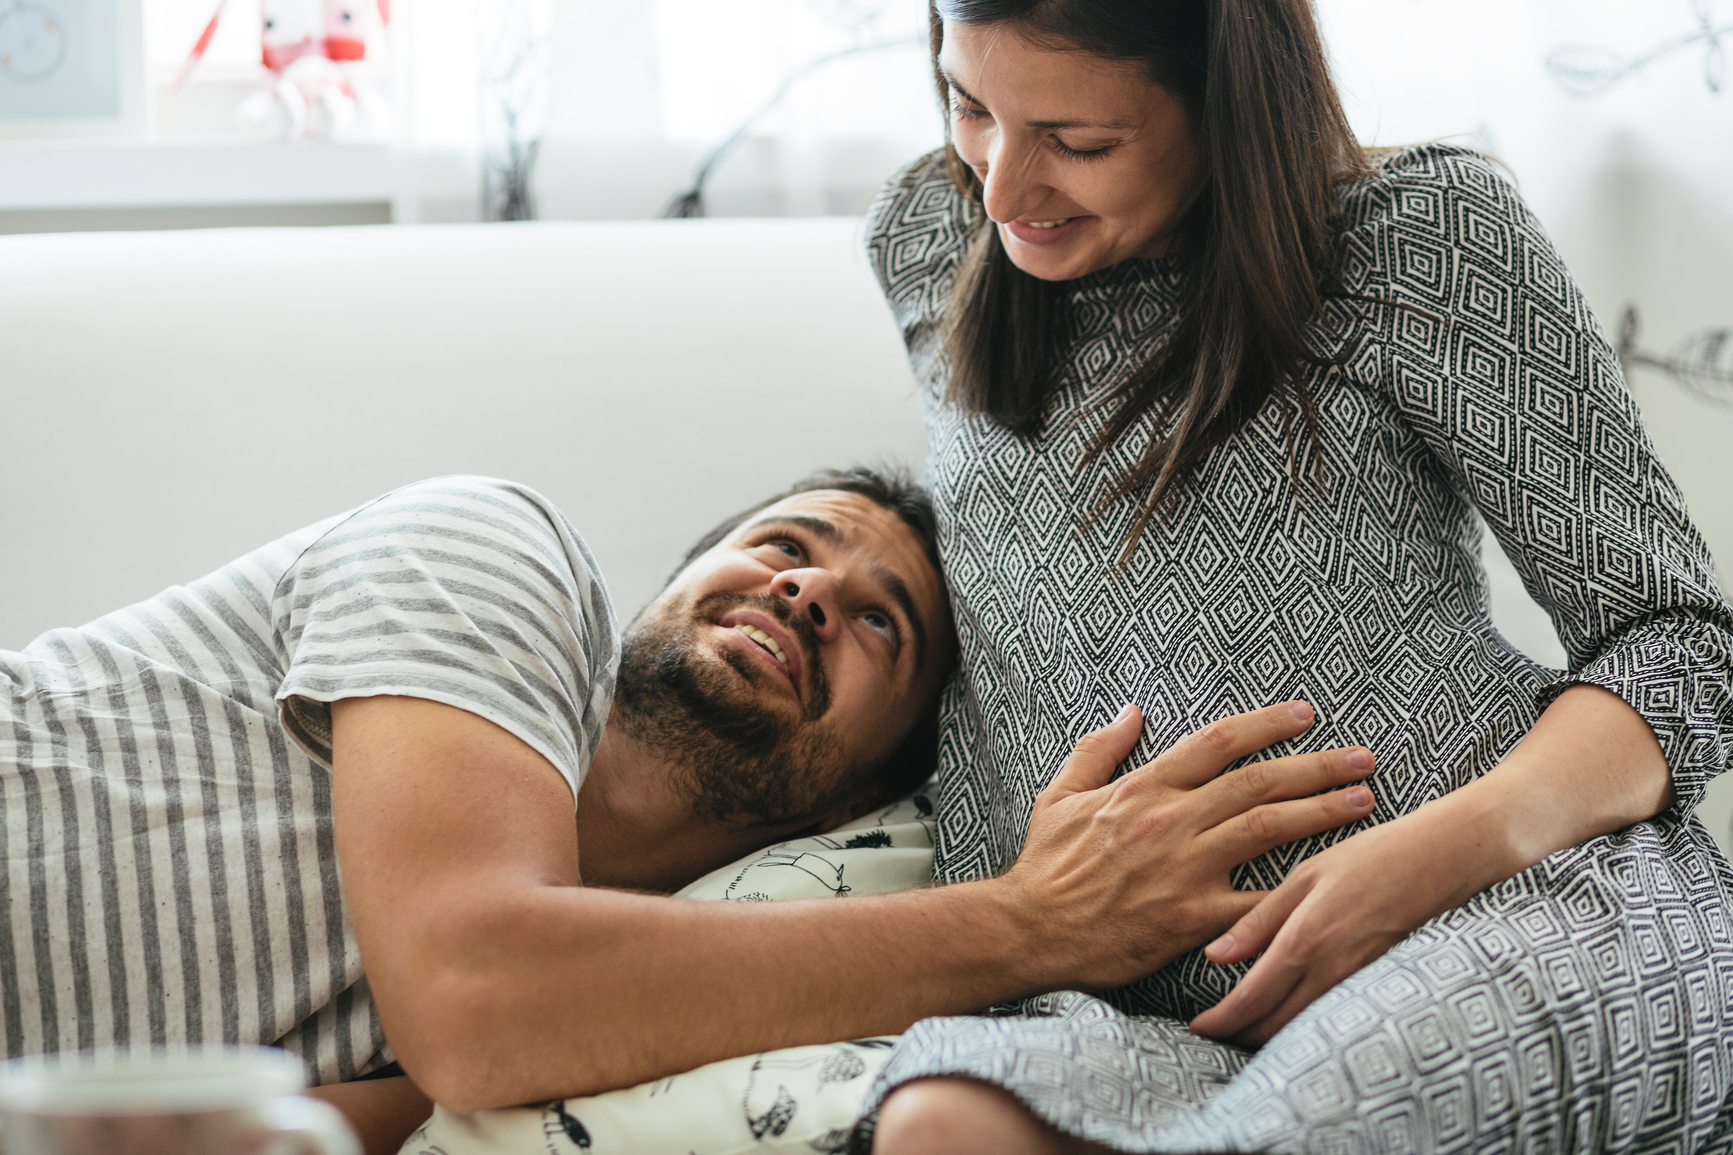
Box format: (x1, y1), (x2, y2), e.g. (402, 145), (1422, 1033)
(1190, 149), (1733, 1047)
(1190, 682), (1671, 1043)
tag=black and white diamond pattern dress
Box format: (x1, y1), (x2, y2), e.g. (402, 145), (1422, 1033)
(856, 145), (1733, 1152)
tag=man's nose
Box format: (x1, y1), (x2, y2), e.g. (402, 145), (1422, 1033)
(774, 568), (842, 641)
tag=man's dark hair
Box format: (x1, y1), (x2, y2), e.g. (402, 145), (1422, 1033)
(671, 465), (944, 584)
(667, 465), (951, 805)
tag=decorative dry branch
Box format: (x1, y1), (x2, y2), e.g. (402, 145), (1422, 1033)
(1547, 0), (1730, 96)
(1618, 304), (1733, 409)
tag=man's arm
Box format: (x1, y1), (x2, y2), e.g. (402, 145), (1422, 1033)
(332, 696), (1376, 1112)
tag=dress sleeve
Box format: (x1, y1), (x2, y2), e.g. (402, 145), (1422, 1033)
(271, 476), (619, 803)
(864, 149), (975, 363)
(1346, 145), (1733, 809)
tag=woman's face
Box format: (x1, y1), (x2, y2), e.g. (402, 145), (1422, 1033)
(939, 20), (1203, 281)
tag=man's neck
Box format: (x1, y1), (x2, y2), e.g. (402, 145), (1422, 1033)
(578, 719), (803, 892)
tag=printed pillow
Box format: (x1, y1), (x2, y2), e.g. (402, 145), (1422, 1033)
(400, 793), (936, 1155)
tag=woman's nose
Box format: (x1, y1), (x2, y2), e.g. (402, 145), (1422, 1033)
(979, 134), (1041, 225)
(774, 568), (842, 641)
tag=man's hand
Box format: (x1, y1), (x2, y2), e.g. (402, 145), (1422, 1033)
(1005, 701), (1376, 992)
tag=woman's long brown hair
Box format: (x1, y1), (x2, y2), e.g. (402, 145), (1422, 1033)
(931, 0), (1372, 556)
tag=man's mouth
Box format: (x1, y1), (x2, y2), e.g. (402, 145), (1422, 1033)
(733, 623), (787, 666)
(716, 607), (809, 704)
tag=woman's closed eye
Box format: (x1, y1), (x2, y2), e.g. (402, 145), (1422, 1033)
(1052, 138), (1114, 162)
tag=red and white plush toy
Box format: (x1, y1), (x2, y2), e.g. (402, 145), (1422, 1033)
(175, 0), (392, 140)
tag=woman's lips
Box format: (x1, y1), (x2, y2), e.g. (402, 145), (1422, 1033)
(1004, 216), (1087, 246)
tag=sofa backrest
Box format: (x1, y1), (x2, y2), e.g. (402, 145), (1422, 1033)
(0, 218), (925, 646)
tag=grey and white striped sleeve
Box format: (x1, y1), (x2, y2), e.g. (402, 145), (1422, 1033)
(271, 476), (619, 802)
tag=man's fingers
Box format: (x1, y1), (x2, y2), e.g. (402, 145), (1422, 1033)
(1202, 784), (1375, 863)
(1195, 888), (1267, 943)
(1136, 701), (1318, 789)
(1195, 746), (1374, 828)
(1188, 945), (1305, 1042)
(1203, 879), (1309, 966)
(1043, 704), (1143, 800)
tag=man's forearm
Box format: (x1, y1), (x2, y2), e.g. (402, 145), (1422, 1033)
(335, 695), (1380, 1114)
(384, 877), (1041, 1112)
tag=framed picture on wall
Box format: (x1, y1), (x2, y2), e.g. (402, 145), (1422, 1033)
(0, 0), (143, 136)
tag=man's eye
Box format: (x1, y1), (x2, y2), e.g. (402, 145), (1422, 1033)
(768, 540), (800, 560)
(863, 611), (894, 635)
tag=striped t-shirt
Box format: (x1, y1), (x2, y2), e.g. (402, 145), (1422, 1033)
(0, 477), (618, 1083)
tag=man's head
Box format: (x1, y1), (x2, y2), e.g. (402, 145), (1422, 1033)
(614, 467), (956, 831)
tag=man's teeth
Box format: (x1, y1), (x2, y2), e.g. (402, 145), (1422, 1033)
(734, 624), (786, 665)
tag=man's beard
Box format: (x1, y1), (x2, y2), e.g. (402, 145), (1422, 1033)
(613, 590), (849, 828)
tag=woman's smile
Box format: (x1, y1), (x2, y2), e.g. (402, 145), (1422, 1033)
(1004, 215), (1088, 245)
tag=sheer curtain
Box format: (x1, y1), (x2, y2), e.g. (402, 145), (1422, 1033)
(531, 0), (940, 220)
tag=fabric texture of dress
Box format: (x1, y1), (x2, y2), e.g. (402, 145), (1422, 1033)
(854, 145), (1733, 1152)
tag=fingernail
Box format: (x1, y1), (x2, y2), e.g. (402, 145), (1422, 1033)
(1347, 748), (1373, 771)
(1347, 786), (1372, 808)
(1116, 702), (1136, 722)
(1209, 933), (1234, 956)
(1289, 701), (1314, 724)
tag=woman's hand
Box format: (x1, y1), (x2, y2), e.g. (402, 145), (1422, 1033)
(1186, 807), (1473, 1046)
(1001, 701), (1377, 993)
(1189, 684), (1673, 1047)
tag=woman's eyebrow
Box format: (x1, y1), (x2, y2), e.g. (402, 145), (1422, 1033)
(941, 66), (1138, 132)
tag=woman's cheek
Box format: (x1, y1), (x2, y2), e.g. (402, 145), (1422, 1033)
(951, 122), (989, 172)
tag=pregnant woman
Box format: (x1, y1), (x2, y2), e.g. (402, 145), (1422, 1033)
(859, 0), (1733, 1151)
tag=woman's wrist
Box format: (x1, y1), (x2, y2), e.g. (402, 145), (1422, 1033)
(1392, 781), (1533, 909)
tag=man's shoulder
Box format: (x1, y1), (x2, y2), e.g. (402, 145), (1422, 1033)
(292, 475), (619, 641)
(274, 475), (622, 781)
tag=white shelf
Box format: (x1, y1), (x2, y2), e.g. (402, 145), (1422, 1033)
(0, 139), (392, 210)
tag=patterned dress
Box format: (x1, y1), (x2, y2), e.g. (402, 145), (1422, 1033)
(855, 146), (1733, 1152)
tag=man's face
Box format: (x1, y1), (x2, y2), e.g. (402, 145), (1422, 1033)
(614, 491), (953, 828)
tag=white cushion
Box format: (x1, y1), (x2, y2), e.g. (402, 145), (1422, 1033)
(400, 794), (935, 1155)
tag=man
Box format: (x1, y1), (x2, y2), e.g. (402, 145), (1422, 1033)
(2, 469), (1374, 1154)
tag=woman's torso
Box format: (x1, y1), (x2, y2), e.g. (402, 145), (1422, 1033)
(869, 144), (1687, 1018)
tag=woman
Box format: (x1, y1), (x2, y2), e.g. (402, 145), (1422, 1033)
(857, 0), (1733, 1151)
